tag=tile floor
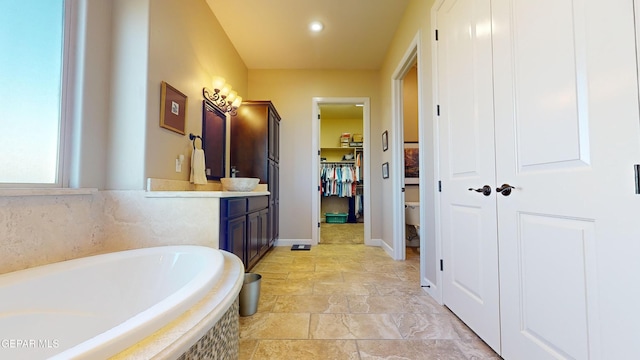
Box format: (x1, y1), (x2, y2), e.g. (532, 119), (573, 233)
(239, 239), (501, 359)
(320, 223), (364, 244)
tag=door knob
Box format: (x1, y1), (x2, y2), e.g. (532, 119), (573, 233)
(468, 185), (492, 196)
(496, 184), (515, 196)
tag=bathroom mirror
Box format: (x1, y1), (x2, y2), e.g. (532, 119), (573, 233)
(202, 99), (226, 180)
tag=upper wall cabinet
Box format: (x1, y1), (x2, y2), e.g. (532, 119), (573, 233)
(230, 101), (281, 246)
(230, 101), (280, 183)
(202, 100), (226, 180)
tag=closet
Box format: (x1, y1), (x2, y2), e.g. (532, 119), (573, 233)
(319, 105), (364, 241)
(435, 0), (640, 359)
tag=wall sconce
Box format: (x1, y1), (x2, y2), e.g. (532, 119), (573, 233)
(203, 76), (242, 115)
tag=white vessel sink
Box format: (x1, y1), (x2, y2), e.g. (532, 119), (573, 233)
(220, 177), (260, 192)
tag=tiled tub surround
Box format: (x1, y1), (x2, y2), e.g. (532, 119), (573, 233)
(0, 179), (269, 275)
(112, 251), (244, 360)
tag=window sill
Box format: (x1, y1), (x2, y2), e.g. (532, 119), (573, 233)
(0, 188), (98, 197)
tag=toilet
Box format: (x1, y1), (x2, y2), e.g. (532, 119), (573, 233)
(405, 202), (420, 247)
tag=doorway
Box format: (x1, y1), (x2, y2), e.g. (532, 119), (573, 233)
(319, 104), (365, 244)
(391, 32), (438, 298)
(311, 97), (371, 246)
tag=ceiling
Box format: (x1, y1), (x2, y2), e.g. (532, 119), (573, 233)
(206, 0), (410, 70)
(320, 104), (363, 120)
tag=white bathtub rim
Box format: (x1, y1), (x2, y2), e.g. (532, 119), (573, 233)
(13, 245), (226, 360)
(111, 251), (245, 360)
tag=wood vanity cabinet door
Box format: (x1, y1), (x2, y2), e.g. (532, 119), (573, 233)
(247, 211), (260, 269)
(268, 110), (279, 162)
(227, 216), (247, 269)
(258, 209), (270, 255)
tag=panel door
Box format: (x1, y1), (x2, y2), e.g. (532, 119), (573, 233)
(247, 211), (260, 269)
(492, 0), (640, 358)
(436, 0), (501, 352)
(228, 216), (247, 269)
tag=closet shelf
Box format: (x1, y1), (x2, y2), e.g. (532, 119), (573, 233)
(321, 160), (356, 164)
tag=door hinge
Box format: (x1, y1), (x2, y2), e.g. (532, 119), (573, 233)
(318, 150), (321, 156)
(440, 259), (444, 271)
(402, 187), (405, 193)
(435, 29), (439, 41)
(318, 114), (321, 120)
(318, 185), (321, 191)
(635, 164), (640, 194)
(318, 222), (321, 228)
(438, 180), (442, 192)
(437, 105), (440, 116)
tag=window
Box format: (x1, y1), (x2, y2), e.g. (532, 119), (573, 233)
(0, 0), (68, 186)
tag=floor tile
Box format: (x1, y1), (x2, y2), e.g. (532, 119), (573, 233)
(357, 339), (468, 359)
(392, 313), (464, 340)
(272, 294), (349, 313)
(250, 340), (359, 360)
(347, 295), (443, 314)
(239, 313), (310, 340)
(313, 282), (378, 296)
(309, 313), (403, 339)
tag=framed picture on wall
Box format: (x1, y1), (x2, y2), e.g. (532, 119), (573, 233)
(382, 162), (389, 179)
(382, 130), (389, 151)
(160, 81), (188, 135)
(404, 142), (419, 184)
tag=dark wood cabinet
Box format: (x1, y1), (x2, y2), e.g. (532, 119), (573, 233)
(220, 196), (270, 271)
(231, 101), (280, 247)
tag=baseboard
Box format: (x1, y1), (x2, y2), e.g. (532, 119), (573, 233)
(380, 239), (394, 258)
(274, 239), (312, 247)
(365, 238), (382, 247)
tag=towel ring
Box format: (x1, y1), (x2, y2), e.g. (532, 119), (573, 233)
(189, 133), (203, 150)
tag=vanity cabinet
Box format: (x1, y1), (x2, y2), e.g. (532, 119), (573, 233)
(230, 101), (280, 247)
(220, 196), (269, 270)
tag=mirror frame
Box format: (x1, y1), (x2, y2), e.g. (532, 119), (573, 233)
(202, 99), (226, 180)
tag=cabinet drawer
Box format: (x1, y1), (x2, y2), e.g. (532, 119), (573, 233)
(223, 198), (247, 218)
(248, 196), (268, 212)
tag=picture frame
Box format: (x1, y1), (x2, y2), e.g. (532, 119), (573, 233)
(382, 162), (389, 179)
(382, 130), (389, 151)
(404, 142), (419, 184)
(160, 81), (187, 135)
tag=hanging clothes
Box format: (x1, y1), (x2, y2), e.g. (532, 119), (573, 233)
(320, 163), (359, 197)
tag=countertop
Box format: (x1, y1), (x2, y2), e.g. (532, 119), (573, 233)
(144, 190), (270, 198)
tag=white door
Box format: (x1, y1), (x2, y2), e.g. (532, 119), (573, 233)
(436, 0), (501, 352)
(493, 0), (640, 359)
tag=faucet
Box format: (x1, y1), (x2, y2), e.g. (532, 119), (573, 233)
(230, 166), (240, 178)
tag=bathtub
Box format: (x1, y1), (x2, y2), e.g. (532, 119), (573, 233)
(0, 245), (244, 360)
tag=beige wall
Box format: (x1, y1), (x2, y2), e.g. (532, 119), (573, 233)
(403, 65), (420, 203)
(104, 0), (248, 189)
(69, 0), (112, 189)
(247, 69), (382, 241)
(403, 66), (419, 143)
(378, 0), (437, 277)
(145, 0), (247, 185)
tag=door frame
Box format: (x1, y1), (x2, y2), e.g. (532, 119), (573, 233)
(311, 97), (372, 246)
(391, 31), (441, 300)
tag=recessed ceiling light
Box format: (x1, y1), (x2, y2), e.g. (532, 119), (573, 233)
(309, 21), (324, 33)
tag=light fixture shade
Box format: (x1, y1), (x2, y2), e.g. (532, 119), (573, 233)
(212, 76), (226, 91)
(231, 96), (242, 108)
(220, 83), (232, 97)
(226, 90), (238, 103)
